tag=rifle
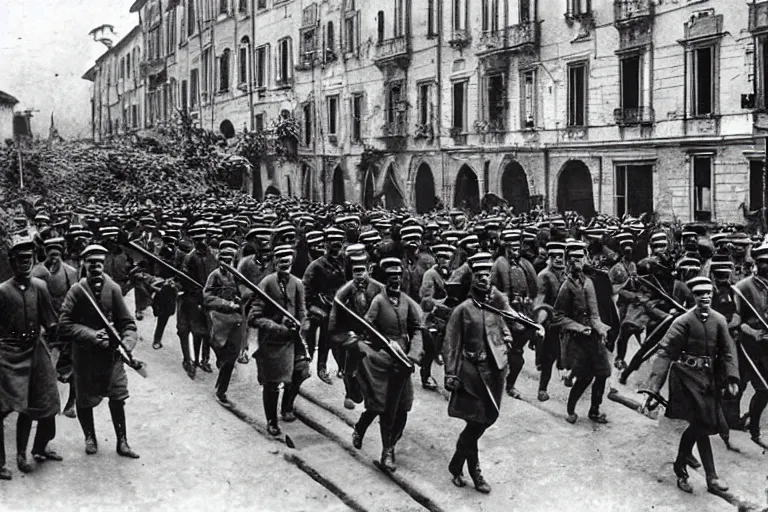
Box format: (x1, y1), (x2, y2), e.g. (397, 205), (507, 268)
(727, 285), (768, 389)
(80, 283), (148, 378)
(220, 262), (309, 359)
(471, 297), (543, 332)
(635, 275), (685, 312)
(333, 297), (415, 372)
(125, 241), (203, 290)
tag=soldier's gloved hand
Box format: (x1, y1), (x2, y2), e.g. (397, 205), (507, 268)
(94, 329), (110, 349)
(726, 382), (740, 398)
(341, 332), (359, 349)
(580, 326), (592, 336)
(444, 376), (462, 392)
(122, 334), (138, 353)
(227, 301), (240, 312)
(535, 325), (546, 340)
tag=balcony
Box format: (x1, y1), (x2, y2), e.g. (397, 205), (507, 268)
(613, 106), (654, 126)
(381, 121), (407, 138)
(614, 0), (654, 26)
(448, 29), (472, 51)
(476, 22), (539, 56)
(750, 1), (768, 34)
(373, 36), (411, 69)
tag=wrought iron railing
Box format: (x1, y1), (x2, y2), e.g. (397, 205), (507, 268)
(614, 0), (653, 24)
(476, 23), (538, 53)
(374, 36), (408, 61)
(613, 106), (655, 126)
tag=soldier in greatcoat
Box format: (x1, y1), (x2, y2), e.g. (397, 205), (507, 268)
(58, 244), (140, 459)
(351, 257), (424, 472)
(533, 242), (566, 402)
(645, 276), (739, 494)
(0, 234), (62, 480)
(733, 242), (768, 450)
(443, 252), (515, 494)
(249, 245), (310, 436)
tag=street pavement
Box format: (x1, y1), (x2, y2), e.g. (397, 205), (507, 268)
(2, 290), (767, 511)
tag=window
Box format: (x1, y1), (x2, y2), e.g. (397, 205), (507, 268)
(238, 0), (248, 14)
(303, 103), (312, 145)
(759, 38), (768, 110)
(148, 26), (162, 60)
(486, 74), (506, 130)
(190, 69), (199, 109)
(394, 0), (404, 38)
(615, 165), (653, 217)
(418, 82), (431, 125)
(219, 0), (229, 16)
(692, 155), (713, 221)
(327, 96), (339, 136)
(452, 81), (467, 130)
(481, 0), (500, 32)
(453, 0), (467, 31)
(255, 113), (264, 131)
(131, 105), (138, 128)
(187, 0), (196, 36)
(277, 38), (292, 86)
(166, 10), (177, 54)
(163, 83), (172, 120)
(300, 27), (317, 61)
(691, 46), (714, 116)
(202, 48), (211, 97)
(377, 11), (385, 44)
(257, 0), (266, 9)
(568, 0), (591, 16)
(520, 0), (531, 23)
(620, 54), (641, 111)
(181, 79), (189, 110)
(427, 0), (436, 37)
(219, 49), (231, 92)
(351, 94), (363, 143)
(521, 69), (536, 128)
(327, 22), (335, 51)
(343, 9), (360, 54)
(386, 82), (404, 133)
(239, 37), (250, 85)
(750, 160), (764, 211)
(120, 58), (125, 79)
(126, 54), (131, 79)
(255, 45), (268, 87)
(123, 105), (128, 128)
(567, 62), (587, 126)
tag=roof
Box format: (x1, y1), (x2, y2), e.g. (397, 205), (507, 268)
(82, 66), (98, 82)
(0, 91), (19, 106)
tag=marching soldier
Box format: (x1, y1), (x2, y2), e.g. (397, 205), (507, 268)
(645, 276), (739, 494)
(419, 244), (456, 387)
(534, 242), (566, 402)
(58, 244), (140, 459)
(443, 252), (514, 494)
(0, 234), (62, 480)
(249, 245), (311, 436)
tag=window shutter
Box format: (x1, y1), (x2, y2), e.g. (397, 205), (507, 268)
(356, 11), (361, 54)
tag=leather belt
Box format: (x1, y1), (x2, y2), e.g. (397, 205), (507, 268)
(463, 350), (488, 363)
(678, 352), (712, 370)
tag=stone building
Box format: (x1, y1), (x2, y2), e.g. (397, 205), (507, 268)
(0, 91), (19, 143)
(84, 0), (768, 222)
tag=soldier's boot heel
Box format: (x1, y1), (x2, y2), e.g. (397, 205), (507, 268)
(380, 446), (396, 472)
(448, 451), (466, 488)
(467, 460), (491, 494)
(673, 459), (692, 493)
(109, 401), (139, 459)
(706, 475), (729, 493)
(77, 407), (98, 455)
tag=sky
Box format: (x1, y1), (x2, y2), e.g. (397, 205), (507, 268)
(0, 0), (138, 139)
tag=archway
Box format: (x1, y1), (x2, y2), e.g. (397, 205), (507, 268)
(557, 160), (595, 217)
(363, 170), (375, 209)
(454, 165), (480, 213)
(265, 185), (281, 197)
(219, 119), (235, 139)
(501, 161), (530, 214)
(414, 163), (436, 213)
(332, 166), (345, 204)
(382, 165), (405, 210)
(286, 176), (293, 197)
(252, 166), (263, 200)
(301, 164), (313, 200)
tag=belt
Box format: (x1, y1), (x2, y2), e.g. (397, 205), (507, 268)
(463, 350), (488, 363)
(678, 353), (712, 370)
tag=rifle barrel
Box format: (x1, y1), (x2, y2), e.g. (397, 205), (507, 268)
(126, 241), (203, 289)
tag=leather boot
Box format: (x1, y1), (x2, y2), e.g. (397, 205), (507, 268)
(77, 407), (98, 455)
(673, 458), (692, 493)
(467, 455), (491, 494)
(109, 401), (140, 459)
(706, 475), (729, 493)
(380, 446), (396, 472)
(448, 450), (466, 488)
(0, 426), (10, 480)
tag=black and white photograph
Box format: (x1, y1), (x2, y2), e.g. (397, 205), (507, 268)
(2, 0), (768, 510)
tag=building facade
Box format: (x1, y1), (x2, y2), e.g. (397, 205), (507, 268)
(84, 0), (768, 222)
(0, 91), (19, 143)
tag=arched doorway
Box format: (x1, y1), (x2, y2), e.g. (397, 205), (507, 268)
(557, 160), (595, 217)
(301, 164), (313, 200)
(252, 166), (263, 200)
(363, 170), (375, 209)
(286, 176), (293, 197)
(454, 165), (480, 213)
(219, 119), (235, 139)
(414, 163), (436, 213)
(265, 185), (281, 197)
(332, 166), (345, 204)
(382, 165), (405, 210)
(501, 161), (530, 214)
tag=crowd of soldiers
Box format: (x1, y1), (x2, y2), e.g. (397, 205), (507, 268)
(1, 192), (767, 497)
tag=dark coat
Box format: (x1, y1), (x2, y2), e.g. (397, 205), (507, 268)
(58, 277), (137, 408)
(646, 308), (740, 434)
(249, 273), (309, 384)
(303, 254), (346, 315)
(733, 275), (768, 391)
(419, 265), (448, 301)
(203, 268), (243, 365)
(443, 288), (512, 425)
(178, 249), (217, 337)
(0, 277), (60, 418)
(534, 266), (565, 367)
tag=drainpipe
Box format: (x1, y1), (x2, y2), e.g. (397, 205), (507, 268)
(543, 147), (550, 211)
(597, 155), (603, 214)
(437, 0), (447, 203)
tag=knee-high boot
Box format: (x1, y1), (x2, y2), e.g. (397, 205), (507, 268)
(109, 400), (139, 459)
(379, 420), (396, 471)
(15, 415), (32, 473)
(77, 407), (98, 454)
(0, 418), (10, 480)
(263, 385), (280, 434)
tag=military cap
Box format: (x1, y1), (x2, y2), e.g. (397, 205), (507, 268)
(728, 233), (752, 246)
(500, 229), (522, 242)
(380, 257), (403, 275)
(565, 241), (586, 257)
(615, 232), (634, 247)
(324, 227), (345, 242)
(9, 232), (35, 254)
(274, 222), (297, 240)
(681, 230), (698, 239)
(752, 241), (768, 261)
(546, 242), (566, 255)
(219, 239), (239, 253)
(273, 245), (295, 261)
(305, 230), (325, 245)
(584, 228), (607, 240)
(709, 232), (728, 246)
(246, 227), (273, 241)
(709, 260), (734, 276)
(458, 234), (479, 247)
(345, 243), (367, 257)
(449, 209), (465, 218)
(44, 237), (65, 253)
(34, 213), (51, 223)
(349, 253), (369, 267)
(188, 227), (208, 241)
(676, 256), (701, 270)
(650, 232), (668, 246)
(467, 252), (493, 272)
(686, 276), (713, 294)
(359, 230), (382, 245)
(432, 244), (456, 259)
(81, 244), (109, 261)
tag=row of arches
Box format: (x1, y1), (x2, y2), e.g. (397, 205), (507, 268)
(252, 159), (596, 217)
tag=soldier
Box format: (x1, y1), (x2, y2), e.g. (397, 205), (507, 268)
(351, 257), (424, 471)
(443, 252), (514, 494)
(58, 244), (140, 459)
(534, 242), (566, 402)
(249, 245), (310, 436)
(733, 242), (768, 450)
(237, 227), (273, 364)
(203, 244), (243, 406)
(419, 244), (456, 385)
(303, 227), (347, 384)
(401, 225), (435, 302)
(0, 234), (62, 480)
(645, 276), (739, 494)
(553, 242), (613, 424)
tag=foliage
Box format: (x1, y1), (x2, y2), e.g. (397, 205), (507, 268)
(356, 145), (386, 181)
(274, 115), (300, 142)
